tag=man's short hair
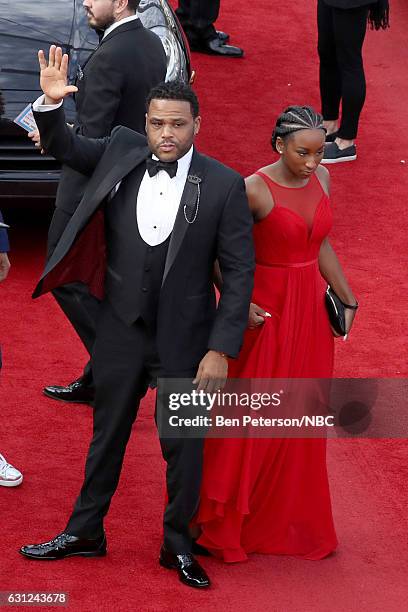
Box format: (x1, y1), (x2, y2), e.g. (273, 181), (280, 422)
(146, 81), (200, 119)
(127, 0), (141, 11)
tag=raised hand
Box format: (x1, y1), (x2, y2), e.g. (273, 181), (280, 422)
(38, 45), (78, 105)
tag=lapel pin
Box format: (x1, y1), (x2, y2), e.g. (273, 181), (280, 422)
(184, 175), (202, 224)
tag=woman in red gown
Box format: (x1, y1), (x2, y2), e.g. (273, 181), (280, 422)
(196, 106), (358, 562)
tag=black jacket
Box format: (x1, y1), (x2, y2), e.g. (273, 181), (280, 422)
(74, 19), (166, 138)
(33, 106), (255, 369)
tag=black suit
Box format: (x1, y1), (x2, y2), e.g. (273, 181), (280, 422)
(176, 1), (220, 42)
(33, 106), (254, 552)
(48, 19), (167, 383)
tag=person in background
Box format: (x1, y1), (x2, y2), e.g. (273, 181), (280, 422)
(29, 0), (167, 407)
(176, 0), (243, 57)
(318, 0), (389, 164)
(0, 453), (23, 488)
(0, 212), (23, 488)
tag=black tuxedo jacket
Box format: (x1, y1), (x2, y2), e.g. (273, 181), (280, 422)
(48, 19), (167, 256)
(33, 107), (255, 370)
(74, 19), (166, 138)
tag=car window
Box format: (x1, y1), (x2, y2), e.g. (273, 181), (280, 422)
(0, 0), (74, 98)
(0, 0), (73, 42)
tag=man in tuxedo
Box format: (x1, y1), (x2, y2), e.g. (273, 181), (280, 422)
(176, 0), (244, 57)
(20, 47), (254, 589)
(37, 0), (167, 406)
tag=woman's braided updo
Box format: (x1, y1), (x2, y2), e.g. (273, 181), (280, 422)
(271, 106), (325, 152)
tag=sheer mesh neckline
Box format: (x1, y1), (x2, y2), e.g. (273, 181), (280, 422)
(255, 170), (326, 231)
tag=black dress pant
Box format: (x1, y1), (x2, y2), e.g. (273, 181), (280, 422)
(52, 282), (98, 384)
(65, 300), (203, 553)
(317, 0), (369, 139)
(176, 0), (220, 42)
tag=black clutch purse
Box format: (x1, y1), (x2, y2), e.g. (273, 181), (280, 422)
(325, 286), (358, 336)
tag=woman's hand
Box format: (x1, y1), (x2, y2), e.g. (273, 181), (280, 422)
(344, 306), (357, 334)
(248, 303), (271, 329)
(331, 306), (357, 338)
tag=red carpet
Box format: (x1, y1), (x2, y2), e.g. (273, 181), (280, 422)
(1, 0), (407, 609)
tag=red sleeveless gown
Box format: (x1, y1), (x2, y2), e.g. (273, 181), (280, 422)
(196, 171), (338, 561)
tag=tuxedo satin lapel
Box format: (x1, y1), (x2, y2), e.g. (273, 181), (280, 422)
(82, 145), (150, 220)
(42, 145), (150, 281)
(80, 45), (98, 72)
(75, 40), (101, 87)
(161, 150), (208, 287)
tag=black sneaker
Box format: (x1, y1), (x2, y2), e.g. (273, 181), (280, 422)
(322, 142), (357, 164)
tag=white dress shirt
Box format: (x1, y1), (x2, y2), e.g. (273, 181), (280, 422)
(33, 95), (63, 113)
(102, 14), (139, 40)
(137, 146), (193, 246)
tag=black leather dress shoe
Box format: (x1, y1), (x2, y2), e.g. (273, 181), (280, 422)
(191, 541), (211, 556)
(159, 547), (210, 588)
(190, 37), (244, 58)
(216, 30), (230, 43)
(43, 377), (95, 405)
(20, 532), (106, 560)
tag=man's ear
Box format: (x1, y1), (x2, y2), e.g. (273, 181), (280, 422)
(118, 0), (130, 14)
(193, 116), (201, 135)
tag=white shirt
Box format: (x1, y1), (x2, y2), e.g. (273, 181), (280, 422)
(137, 146), (193, 246)
(33, 94), (63, 112)
(32, 96), (194, 247)
(102, 14), (139, 40)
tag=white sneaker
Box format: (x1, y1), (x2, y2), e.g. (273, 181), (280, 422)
(0, 453), (23, 487)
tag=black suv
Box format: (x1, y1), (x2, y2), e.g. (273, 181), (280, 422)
(0, 0), (190, 200)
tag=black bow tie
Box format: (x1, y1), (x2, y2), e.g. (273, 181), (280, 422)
(146, 158), (178, 179)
